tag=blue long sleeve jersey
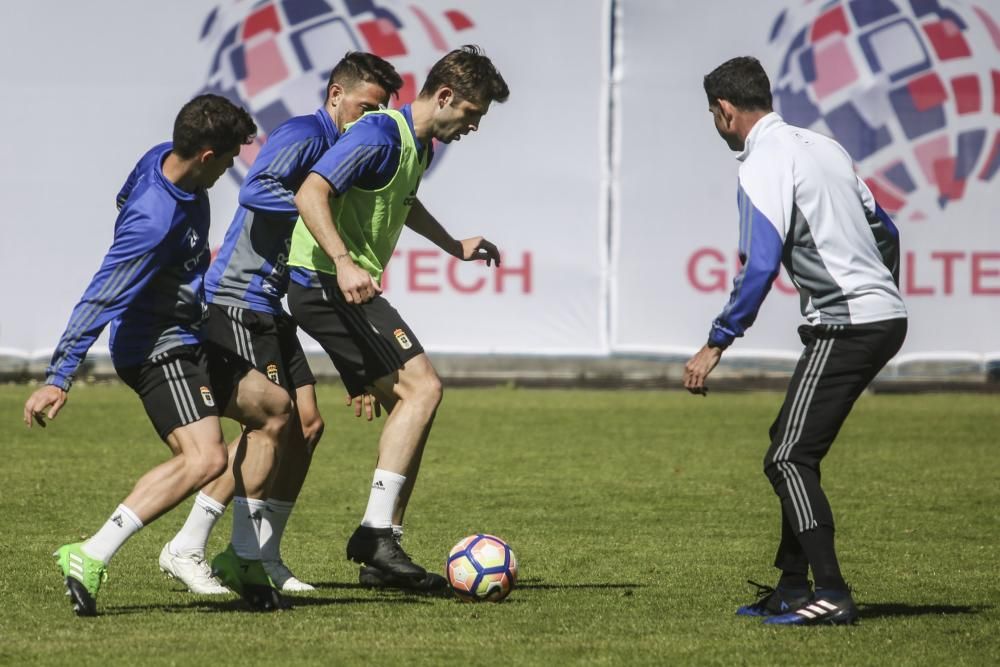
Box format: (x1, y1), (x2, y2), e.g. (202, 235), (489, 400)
(205, 107), (342, 314)
(289, 105), (431, 289)
(45, 142), (212, 390)
(708, 113), (906, 349)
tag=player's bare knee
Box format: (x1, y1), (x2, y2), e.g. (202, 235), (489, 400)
(421, 373), (444, 411)
(260, 390), (293, 436)
(262, 408), (291, 442)
(399, 373), (442, 419)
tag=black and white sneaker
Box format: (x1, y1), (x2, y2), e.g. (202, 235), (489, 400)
(64, 576), (99, 617)
(346, 526), (426, 579)
(735, 579), (814, 617)
(358, 565), (449, 593)
(763, 591), (859, 625)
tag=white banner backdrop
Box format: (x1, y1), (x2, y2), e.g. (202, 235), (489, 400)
(4, 0), (998, 365)
(612, 0), (1000, 360)
(0, 0), (609, 358)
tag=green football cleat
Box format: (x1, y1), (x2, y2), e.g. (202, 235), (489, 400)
(53, 543), (107, 617)
(211, 544), (289, 611)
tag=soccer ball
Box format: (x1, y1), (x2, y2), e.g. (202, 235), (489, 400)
(446, 534), (518, 602)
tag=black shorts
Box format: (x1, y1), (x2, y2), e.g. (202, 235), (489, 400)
(203, 303), (316, 392)
(116, 343), (252, 441)
(287, 275), (425, 397)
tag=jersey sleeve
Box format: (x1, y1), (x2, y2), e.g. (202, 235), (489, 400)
(238, 134), (326, 217)
(116, 164), (141, 210)
(708, 156), (793, 349)
(44, 207), (172, 390)
(116, 142), (169, 210)
(857, 176), (901, 285)
(310, 115), (400, 194)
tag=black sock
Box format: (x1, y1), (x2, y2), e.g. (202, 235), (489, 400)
(795, 525), (848, 591)
(773, 507), (810, 584)
(778, 571), (810, 589)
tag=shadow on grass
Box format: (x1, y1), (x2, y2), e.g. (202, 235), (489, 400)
(516, 578), (643, 592)
(311, 581), (369, 591)
(102, 594), (430, 615)
(311, 578), (644, 596)
(858, 603), (991, 619)
(311, 581), (453, 598)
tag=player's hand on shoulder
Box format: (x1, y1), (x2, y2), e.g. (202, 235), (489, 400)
(23, 384), (68, 428)
(458, 237), (501, 267)
(345, 393), (382, 421)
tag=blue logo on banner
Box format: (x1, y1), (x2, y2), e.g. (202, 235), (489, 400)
(769, 0), (1000, 219)
(197, 0), (477, 181)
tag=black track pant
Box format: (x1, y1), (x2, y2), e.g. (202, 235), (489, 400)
(764, 318), (907, 573)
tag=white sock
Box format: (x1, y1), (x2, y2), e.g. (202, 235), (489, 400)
(82, 504), (143, 564)
(360, 469), (405, 529)
(392, 524), (404, 543)
(168, 492), (226, 559)
(260, 499), (295, 562)
(232, 497), (267, 560)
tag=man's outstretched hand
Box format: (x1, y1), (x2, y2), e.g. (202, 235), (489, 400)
(458, 237), (501, 267)
(683, 345), (723, 396)
(23, 385), (67, 427)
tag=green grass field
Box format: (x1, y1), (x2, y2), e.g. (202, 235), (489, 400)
(1, 384), (998, 665)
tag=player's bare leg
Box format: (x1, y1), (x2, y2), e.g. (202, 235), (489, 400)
(368, 354), (442, 475)
(392, 418), (433, 526)
(208, 369), (292, 610)
(163, 378), (316, 593)
(349, 354), (448, 588)
(124, 418), (231, 522)
(259, 384), (325, 591)
(224, 368), (292, 490)
(160, 369), (291, 604)
(268, 385), (325, 502)
(56, 416), (232, 615)
(358, 388), (430, 526)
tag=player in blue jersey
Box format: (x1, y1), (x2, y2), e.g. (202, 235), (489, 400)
(684, 57), (907, 626)
(287, 46), (509, 589)
(22, 94), (295, 616)
(159, 53), (403, 595)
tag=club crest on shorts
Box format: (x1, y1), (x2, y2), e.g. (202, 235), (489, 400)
(266, 362), (280, 384)
(393, 328), (412, 350)
(199, 386), (215, 407)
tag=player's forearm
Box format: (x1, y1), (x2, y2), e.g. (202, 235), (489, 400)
(709, 259), (779, 348)
(295, 175), (351, 261)
(45, 297), (113, 389)
(404, 199), (461, 257)
(45, 257), (155, 389)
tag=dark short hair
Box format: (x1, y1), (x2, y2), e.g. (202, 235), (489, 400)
(326, 51), (404, 99)
(172, 94), (256, 158)
(419, 45), (510, 106)
(703, 56), (773, 112)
